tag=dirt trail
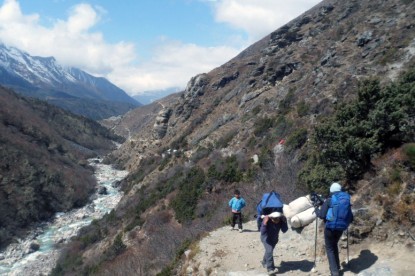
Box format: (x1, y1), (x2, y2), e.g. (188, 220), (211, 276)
(185, 220), (414, 276)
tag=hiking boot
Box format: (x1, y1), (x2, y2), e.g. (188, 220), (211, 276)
(239, 229), (243, 233)
(267, 268), (278, 275)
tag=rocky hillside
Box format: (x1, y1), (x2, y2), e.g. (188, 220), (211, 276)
(0, 87), (124, 249)
(0, 44), (140, 120)
(53, 0), (415, 275)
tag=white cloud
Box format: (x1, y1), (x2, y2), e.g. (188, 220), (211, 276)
(0, 0), (321, 95)
(0, 0), (135, 75)
(213, 0), (322, 42)
(110, 40), (241, 94)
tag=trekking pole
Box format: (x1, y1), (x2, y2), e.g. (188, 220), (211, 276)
(313, 216), (318, 270)
(346, 227), (349, 265)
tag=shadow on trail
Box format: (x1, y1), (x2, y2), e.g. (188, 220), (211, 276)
(342, 249), (378, 274)
(242, 229), (258, 233)
(277, 260), (314, 273)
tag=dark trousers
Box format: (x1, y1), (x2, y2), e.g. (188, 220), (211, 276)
(261, 236), (276, 271)
(324, 228), (343, 276)
(231, 212), (243, 229)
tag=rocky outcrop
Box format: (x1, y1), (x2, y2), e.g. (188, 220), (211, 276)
(153, 108), (173, 139)
(175, 74), (209, 121)
(211, 72), (240, 90)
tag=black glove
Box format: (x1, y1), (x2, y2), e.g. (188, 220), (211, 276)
(311, 192), (324, 207)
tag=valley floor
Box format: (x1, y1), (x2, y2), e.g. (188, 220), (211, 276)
(185, 220), (414, 276)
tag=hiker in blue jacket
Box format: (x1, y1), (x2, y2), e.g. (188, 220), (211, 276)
(260, 211), (288, 275)
(228, 189), (246, 233)
(316, 182), (353, 276)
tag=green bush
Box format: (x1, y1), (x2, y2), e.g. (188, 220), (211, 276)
(104, 233), (126, 260)
(300, 69), (415, 191)
(278, 89), (295, 115)
(207, 155), (248, 182)
(171, 167), (206, 223)
(271, 115), (293, 139)
(286, 128), (308, 152)
(215, 129), (237, 149)
(403, 143), (415, 170)
(253, 116), (275, 137)
(252, 105), (261, 115)
(296, 100), (310, 117)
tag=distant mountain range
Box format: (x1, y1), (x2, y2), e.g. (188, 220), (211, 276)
(0, 44), (141, 120)
(132, 87), (183, 105)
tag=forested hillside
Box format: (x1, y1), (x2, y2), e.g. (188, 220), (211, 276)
(0, 87), (124, 249)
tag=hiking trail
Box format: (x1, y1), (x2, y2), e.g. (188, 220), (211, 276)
(185, 220), (414, 275)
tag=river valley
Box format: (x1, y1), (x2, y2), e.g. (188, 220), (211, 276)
(0, 158), (128, 276)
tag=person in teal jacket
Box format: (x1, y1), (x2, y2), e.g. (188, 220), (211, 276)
(228, 189), (246, 232)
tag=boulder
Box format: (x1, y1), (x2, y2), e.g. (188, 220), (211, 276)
(29, 241), (40, 252)
(98, 186), (108, 195)
(356, 31), (373, 47)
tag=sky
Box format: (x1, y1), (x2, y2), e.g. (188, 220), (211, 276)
(0, 0), (321, 96)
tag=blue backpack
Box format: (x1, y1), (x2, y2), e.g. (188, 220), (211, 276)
(326, 192), (353, 230)
(256, 191), (284, 231)
(256, 191), (283, 217)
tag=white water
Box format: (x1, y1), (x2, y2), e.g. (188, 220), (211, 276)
(0, 158), (128, 275)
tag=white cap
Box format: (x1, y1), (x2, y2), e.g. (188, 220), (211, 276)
(330, 182), (342, 193)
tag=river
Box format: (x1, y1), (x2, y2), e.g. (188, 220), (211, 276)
(0, 158), (128, 275)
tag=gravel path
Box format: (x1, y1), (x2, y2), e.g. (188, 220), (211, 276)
(186, 220), (414, 276)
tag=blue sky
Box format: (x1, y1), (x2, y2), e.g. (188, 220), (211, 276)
(0, 0), (321, 96)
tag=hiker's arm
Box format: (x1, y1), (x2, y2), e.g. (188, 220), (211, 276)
(316, 198), (330, 220)
(228, 198), (233, 207)
(241, 198), (246, 208)
(281, 217), (288, 233)
(260, 216), (269, 235)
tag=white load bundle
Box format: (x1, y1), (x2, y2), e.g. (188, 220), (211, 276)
(283, 204), (295, 218)
(288, 195), (313, 215)
(290, 207), (316, 228)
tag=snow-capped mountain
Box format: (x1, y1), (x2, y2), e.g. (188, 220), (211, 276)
(0, 44), (140, 119)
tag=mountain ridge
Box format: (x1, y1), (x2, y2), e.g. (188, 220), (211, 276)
(0, 44), (141, 120)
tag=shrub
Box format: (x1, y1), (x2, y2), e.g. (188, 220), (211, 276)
(299, 69), (415, 191)
(253, 116), (275, 137)
(278, 89), (295, 115)
(403, 143), (415, 170)
(215, 129), (237, 149)
(104, 233), (126, 261)
(285, 128), (308, 152)
(171, 167), (206, 223)
(252, 105), (261, 115)
(296, 100), (310, 117)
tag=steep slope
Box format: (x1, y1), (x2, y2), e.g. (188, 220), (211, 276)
(0, 87), (124, 249)
(53, 0), (415, 275)
(0, 44), (140, 119)
(100, 92), (182, 140)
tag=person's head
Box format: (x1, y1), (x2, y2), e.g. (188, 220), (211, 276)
(234, 189), (241, 198)
(268, 212), (282, 224)
(330, 182), (342, 193)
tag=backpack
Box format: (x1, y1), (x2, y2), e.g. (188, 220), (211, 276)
(256, 190), (283, 217)
(326, 191), (353, 230)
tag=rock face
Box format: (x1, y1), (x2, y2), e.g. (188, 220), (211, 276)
(153, 108), (173, 139)
(176, 74), (209, 121)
